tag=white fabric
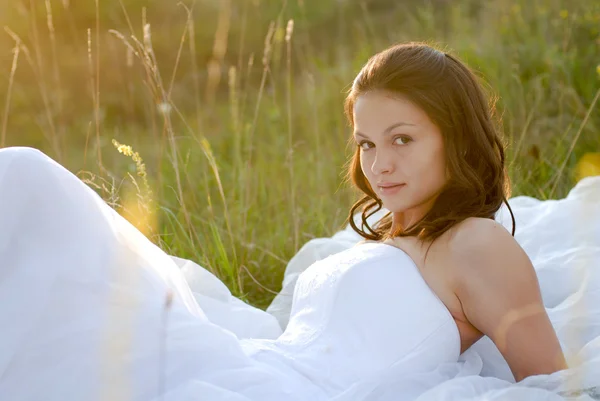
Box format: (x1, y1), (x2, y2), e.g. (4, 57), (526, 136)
(242, 242), (461, 400)
(171, 255), (283, 340)
(0, 146), (599, 401)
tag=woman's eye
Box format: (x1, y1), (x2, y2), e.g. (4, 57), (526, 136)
(358, 141), (373, 150)
(357, 136), (411, 150)
(394, 136), (412, 145)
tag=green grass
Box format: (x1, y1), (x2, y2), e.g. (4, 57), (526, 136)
(1, 0), (599, 309)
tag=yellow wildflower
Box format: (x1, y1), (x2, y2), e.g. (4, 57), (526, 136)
(576, 153), (600, 182)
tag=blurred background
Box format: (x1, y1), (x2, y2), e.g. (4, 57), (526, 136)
(0, 0), (599, 308)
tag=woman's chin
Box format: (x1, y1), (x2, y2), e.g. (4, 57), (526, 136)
(381, 200), (408, 213)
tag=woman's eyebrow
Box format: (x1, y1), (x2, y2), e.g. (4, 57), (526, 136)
(354, 122), (416, 139)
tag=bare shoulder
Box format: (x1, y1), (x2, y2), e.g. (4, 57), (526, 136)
(448, 217), (514, 249)
(446, 218), (524, 272)
(443, 217), (568, 381)
(444, 216), (535, 295)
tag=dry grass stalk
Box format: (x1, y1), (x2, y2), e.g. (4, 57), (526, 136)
(205, 0), (232, 108)
(109, 7), (201, 252)
(1, 36), (20, 147)
(27, 0), (62, 161)
(284, 19), (299, 251)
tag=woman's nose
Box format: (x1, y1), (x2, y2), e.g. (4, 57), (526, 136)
(371, 150), (396, 175)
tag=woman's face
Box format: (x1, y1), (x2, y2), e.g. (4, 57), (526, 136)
(353, 90), (448, 227)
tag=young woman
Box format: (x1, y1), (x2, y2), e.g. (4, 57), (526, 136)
(344, 44), (568, 379)
(0, 42), (598, 401)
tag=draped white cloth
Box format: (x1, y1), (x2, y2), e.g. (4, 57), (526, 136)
(1, 146), (599, 400)
(265, 172), (600, 400)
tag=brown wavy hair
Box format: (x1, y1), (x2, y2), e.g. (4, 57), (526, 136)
(344, 42), (515, 244)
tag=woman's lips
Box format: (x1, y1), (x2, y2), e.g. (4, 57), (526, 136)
(378, 183), (405, 195)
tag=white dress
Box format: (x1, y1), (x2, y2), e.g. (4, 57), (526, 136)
(1, 146), (599, 401)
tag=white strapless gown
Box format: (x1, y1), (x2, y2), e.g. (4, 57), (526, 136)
(1, 146), (599, 401)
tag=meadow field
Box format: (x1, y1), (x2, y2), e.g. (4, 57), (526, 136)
(0, 0), (599, 309)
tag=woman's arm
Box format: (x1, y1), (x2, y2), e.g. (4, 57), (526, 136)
(449, 218), (569, 382)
